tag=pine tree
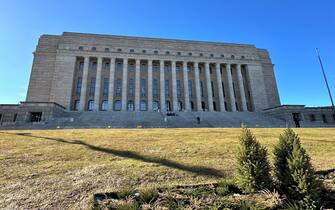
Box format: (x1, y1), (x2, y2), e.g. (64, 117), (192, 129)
(273, 128), (296, 193)
(274, 128), (322, 209)
(236, 128), (272, 193)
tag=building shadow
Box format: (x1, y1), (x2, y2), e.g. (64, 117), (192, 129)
(1, 132), (226, 178)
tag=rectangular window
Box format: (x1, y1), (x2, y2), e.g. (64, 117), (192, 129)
(177, 80), (182, 97)
(104, 62), (110, 69)
(76, 77), (82, 96)
(103, 78), (108, 96)
(116, 63), (122, 71)
(176, 65), (181, 72)
(140, 64), (146, 71)
(200, 81), (204, 97)
(128, 64), (135, 71)
(91, 62), (97, 70)
(211, 81), (215, 97)
(164, 65), (170, 72)
(153, 79), (158, 97)
(165, 80), (170, 97)
(90, 78), (96, 96)
(153, 65), (159, 71)
(129, 79), (134, 96)
(141, 79), (146, 96)
(188, 80), (192, 97)
(116, 79), (121, 96)
(79, 61), (84, 70)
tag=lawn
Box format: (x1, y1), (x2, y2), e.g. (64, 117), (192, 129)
(0, 128), (334, 209)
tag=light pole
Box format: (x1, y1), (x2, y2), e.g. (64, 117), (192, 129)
(316, 48), (335, 112)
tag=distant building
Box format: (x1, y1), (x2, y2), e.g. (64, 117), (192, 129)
(0, 32), (334, 128)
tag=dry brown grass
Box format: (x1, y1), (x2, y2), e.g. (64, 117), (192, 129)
(0, 128), (334, 209)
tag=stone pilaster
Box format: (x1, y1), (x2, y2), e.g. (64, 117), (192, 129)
(205, 62), (214, 111)
(135, 59), (140, 111)
(93, 57), (102, 111)
(194, 62), (202, 111)
(171, 60), (178, 111)
(216, 63), (226, 112)
(160, 60), (166, 112)
(147, 59), (153, 111)
(183, 61), (191, 111)
(121, 58), (128, 111)
(236, 64), (248, 111)
(108, 58), (115, 111)
(226, 64), (236, 111)
(79, 56), (89, 111)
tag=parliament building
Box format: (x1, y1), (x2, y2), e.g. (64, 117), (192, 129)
(0, 32), (334, 128)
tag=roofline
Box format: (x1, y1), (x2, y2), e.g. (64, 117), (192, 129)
(48, 32), (257, 48)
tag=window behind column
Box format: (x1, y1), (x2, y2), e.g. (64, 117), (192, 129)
(129, 79), (134, 96)
(200, 81), (204, 97)
(153, 79), (158, 97)
(177, 80), (182, 97)
(103, 78), (108, 96)
(89, 78), (96, 96)
(140, 100), (147, 111)
(188, 80), (192, 97)
(88, 100), (94, 111)
(114, 100), (122, 111)
(101, 100), (108, 111)
(152, 101), (159, 111)
(127, 100), (134, 111)
(141, 79), (146, 96)
(165, 80), (170, 96)
(79, 61), (84, 70)
(91, 61), (97, 70)
(76, 77), (82, 96)
(116, 79), (121, 96)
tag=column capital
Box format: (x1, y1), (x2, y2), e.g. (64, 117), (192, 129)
(147, 59), (153, 65)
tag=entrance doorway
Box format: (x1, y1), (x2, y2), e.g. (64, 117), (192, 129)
(30, 112), (42, 122)
(292, 113), (301, 128)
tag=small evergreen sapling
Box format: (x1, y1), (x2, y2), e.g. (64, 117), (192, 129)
(273, 128), (322, 209)
(236, 128), (272, 193)
(273, 128), (296, 193)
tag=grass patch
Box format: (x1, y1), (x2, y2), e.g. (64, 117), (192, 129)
(0, 128), (334, 208)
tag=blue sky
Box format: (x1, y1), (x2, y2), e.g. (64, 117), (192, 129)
(0, 0), (334, 106)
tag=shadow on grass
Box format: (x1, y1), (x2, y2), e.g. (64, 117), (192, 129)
(1, 132), (226, 178)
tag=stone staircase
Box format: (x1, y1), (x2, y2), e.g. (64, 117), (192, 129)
(0, 111), (293, 129)
(54, 111), (287, 128)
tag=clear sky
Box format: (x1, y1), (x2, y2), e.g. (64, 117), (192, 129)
(0, 0), (334, 106)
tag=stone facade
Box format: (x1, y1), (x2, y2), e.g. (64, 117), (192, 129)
(263, 105), (335, 127)
(0, 102), (67, 126)
(26, 32), (281, 112)
(2, 32), (333, 128)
